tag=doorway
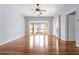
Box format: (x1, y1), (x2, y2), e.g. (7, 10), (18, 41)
(29, 21), (49, 35)
(29, 21), (49, 48)
(67, 11), (76, 41)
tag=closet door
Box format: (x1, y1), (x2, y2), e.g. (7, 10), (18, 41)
(67, 15), (75, 41)
(76, 20), (79, 46)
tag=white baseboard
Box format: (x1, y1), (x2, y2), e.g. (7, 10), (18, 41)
(0, 34), (25, 46)
(54, 35), (66, 41)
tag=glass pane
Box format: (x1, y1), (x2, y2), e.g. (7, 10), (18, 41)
(34, 24), (37, 34)
(39, 24), (45, 33)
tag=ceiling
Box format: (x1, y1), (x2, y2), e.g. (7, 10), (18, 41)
(12, 4), (66, 17)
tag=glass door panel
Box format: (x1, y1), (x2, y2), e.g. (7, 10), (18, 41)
(29, 21), (49, 35)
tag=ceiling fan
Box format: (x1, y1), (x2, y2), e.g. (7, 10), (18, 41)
(31, 4), (46, 15)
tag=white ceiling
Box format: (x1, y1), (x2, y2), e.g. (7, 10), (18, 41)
(12, 4), (66, 17)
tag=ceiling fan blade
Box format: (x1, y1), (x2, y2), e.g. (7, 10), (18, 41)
(30, 9), (36, 11)
(40, 10), (46, 12)
(31, 9), (46, 12)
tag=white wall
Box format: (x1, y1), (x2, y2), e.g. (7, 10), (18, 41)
(25, 17), (53, 35)
(53, 4), (79, 42)
(0, 5), (25, 44)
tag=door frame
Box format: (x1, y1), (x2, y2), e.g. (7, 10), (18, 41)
(66, 10), (77, 41)
(29, 21), (49, 35)
(58, 15), (61, 39)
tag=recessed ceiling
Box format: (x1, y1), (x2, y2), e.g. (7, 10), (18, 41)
(12, 4), (66, 17)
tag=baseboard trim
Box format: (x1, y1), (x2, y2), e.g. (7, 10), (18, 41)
(0, 34), (25, 46)
(54, 36), (66, 41)
(54, 36), (76, 42)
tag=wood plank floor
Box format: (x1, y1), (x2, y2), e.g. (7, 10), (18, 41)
(0, 35), (79, 55)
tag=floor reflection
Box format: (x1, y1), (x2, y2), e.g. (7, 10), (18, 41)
(0, 35), (78, 55)
(29, 35), (48, 48)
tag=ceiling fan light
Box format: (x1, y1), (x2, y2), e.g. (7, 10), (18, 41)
(36, 11), (41, 15)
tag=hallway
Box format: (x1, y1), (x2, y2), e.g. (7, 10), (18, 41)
(0, 35), (79, 55)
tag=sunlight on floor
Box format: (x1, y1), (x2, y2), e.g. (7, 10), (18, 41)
(29, 35), (48, 48)
(56, 38), (59, 54)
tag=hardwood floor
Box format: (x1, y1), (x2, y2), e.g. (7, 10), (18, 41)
(0, 35), (79, 55)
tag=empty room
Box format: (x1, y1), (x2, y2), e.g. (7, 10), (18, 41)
(0, 4), (79, 55)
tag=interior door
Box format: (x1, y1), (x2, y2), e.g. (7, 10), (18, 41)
(58, 15), (61, 39)
(67, 15), (76, 41)
(76, 20), (79, 46)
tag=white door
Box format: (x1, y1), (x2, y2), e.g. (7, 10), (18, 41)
(67, 15), (76, 41)
(76, 20), (79, 47)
